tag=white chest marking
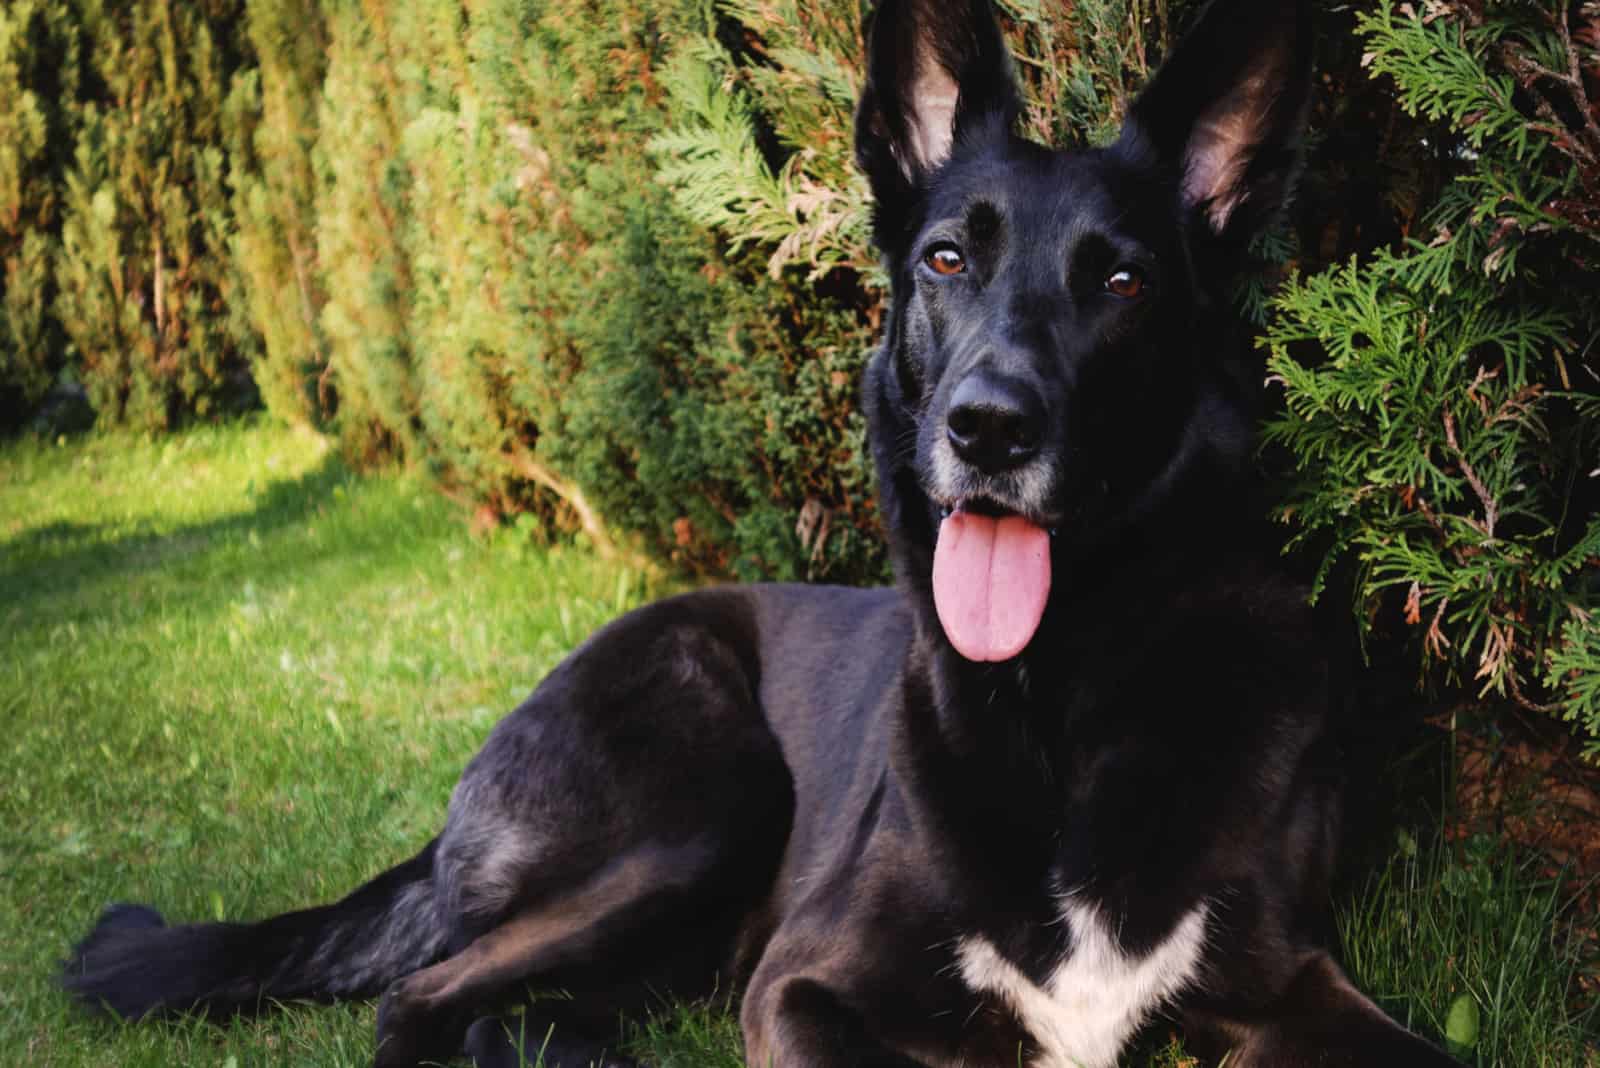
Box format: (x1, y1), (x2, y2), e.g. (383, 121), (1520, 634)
(957, 900), (1208, 1068)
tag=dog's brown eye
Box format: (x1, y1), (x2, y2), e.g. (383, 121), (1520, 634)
(1106, 268), (1145, 298)
(925, 244), (966, 276)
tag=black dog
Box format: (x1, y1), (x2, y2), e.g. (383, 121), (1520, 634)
(64, 2), (1468, 1065)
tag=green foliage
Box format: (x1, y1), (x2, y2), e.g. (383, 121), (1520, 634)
(397, 0), (525, 509)
(2, 0), (1597, 753)
(312, 0), (423, 458)
(225, 0), (331, 428)
(52, 0), (259, 431)
(307, 0), (888, 580)
(0, 0), (79, 428)
(644, 7), (890, 573)
(1263, 0), (1600, 755)
(1001, 0), (1197, 149)
(651, 3), (875, 283)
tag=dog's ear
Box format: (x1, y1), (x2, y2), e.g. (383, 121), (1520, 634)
(1119, 0), (1312, 243)
(855, 0), (1020, 219)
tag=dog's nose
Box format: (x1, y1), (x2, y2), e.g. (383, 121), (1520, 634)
(945, 372), (1045, 474)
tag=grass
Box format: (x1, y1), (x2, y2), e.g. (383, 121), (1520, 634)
(2, 421), (1593, 1067)
(1339, 829), (1599, 1067)
(1, 420), (651, 1066)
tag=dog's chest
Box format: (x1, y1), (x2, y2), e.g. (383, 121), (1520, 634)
(956, 901), (1208, 1068)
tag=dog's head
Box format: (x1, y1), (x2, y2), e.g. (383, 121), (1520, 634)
(857, 0), (1310, 664)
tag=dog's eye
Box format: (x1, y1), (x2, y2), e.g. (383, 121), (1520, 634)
(924, 244), (967, 277)
(1105, 268), (1145, 299)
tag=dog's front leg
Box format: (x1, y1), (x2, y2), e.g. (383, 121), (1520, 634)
(1187, 952), (1468, 1068)
(742, 976), (932, 1068)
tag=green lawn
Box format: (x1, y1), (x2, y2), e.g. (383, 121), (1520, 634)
(1, 422), (1592, 1067)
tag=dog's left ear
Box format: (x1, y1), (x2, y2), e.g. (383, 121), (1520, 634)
(1119, 0), (1312, 244)
(855, 0), (1020, 240)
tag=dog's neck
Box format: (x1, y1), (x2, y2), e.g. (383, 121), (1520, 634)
(886, 439), (1265, 871)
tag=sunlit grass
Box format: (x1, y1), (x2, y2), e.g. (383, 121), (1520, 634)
(1, 420), (651, 1067)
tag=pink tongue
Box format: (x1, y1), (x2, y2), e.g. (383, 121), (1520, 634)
(932, 512), (1052, 662)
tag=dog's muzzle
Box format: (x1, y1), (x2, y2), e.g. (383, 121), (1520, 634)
(930, 370), (1055, 663)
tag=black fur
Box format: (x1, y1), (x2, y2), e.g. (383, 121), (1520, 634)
(64, 3), (1468, 1066)
(64, 841), (444, 1018)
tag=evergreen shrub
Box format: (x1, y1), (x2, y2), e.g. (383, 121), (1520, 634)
(225, 0), (331, 429)
(312, 0), (423, 459)
(339, 0), (895, 579)
(52, 0), (259, 431)
(0, 0), (78, 430)
(1263, 0), (1600, 752)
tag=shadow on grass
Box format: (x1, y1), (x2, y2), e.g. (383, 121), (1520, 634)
(0, 454), (354, 626)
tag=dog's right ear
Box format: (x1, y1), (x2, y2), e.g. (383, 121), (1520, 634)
(855, 0), (1019, 236)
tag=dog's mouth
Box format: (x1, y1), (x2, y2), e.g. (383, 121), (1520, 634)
(931, 497), (1052, 663)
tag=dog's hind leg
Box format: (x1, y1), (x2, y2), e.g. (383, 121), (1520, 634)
(371, 837), (725, 1068)
(366, 594), (794, 1067)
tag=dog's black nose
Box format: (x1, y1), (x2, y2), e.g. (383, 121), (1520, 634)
(945, 372), (1045, 474)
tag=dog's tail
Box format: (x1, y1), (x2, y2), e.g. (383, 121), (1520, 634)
(62, 837), (447, 1019)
